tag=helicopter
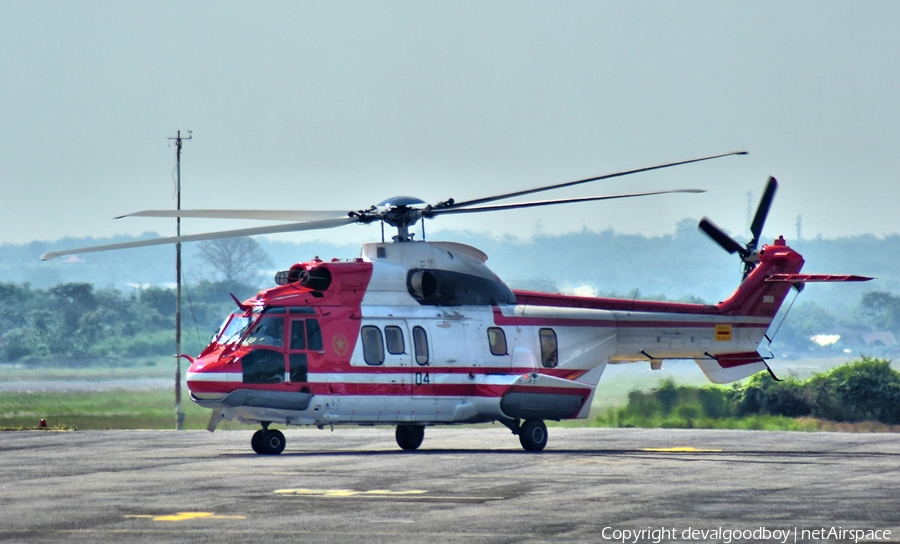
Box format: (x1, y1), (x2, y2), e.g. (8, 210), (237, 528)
(42, 151), (870, 454)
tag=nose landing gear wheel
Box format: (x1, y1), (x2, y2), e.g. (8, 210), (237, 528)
(519, 418), (548, 452)
(395, 424), (425, 451)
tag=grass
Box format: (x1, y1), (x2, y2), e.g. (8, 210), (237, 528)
(0, 389), (246, 431)
(0, 357), (174, 381)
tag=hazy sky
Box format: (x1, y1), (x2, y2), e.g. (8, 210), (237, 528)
(3, 1), (899, 250)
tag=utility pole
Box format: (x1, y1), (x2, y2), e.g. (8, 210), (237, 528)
(168, 130), (191, 430)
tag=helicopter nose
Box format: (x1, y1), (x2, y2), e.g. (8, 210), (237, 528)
(186, 355), (238, 401)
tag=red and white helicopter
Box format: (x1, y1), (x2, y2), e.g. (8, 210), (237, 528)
(43, 151), (870, 454)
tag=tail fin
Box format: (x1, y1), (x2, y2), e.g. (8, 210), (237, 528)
(716, 236), (804, 319)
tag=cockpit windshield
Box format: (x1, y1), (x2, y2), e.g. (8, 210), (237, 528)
(214, 314), (251, 345)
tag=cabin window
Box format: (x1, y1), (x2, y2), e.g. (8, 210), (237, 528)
(289, 353), (308, 382)
(242, 349), (285, 384)
(413, 326), (429, 365)
(539, 328), (558, 368)
(243, 316), (284, 348)
(487, 327), (507, 356)
(361, 326), (385, 365)
(385, 326), (405, 355)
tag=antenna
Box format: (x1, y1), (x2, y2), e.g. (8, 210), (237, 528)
(168, 129), (192, 430)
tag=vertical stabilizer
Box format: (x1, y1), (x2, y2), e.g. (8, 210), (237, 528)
(716, 236), (804, 319)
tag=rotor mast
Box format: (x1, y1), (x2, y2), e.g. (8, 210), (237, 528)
(169, 129), (191, 430)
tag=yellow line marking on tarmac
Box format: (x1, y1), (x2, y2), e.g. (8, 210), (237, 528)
(124, 512), (246, 522)
(641, 447), (722, 453)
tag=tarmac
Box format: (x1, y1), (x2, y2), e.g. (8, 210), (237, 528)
(1, 426), (898, 543)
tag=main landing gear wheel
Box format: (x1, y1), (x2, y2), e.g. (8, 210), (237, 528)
(251, 430), (263, 454)
(519, 418), (548, 452)
(395, 425), (425, 451)
(252, 428), (286, 455)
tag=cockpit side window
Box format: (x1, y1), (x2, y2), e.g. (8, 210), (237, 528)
(306, 319), (323, 350)
(243, 316), (284, 348)
(289, 318), (323, 351)
(290, 319), (306, 350)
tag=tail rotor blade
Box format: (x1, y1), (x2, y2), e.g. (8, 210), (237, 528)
(699, 217), (745, 255)
(749, 177), (778, 247)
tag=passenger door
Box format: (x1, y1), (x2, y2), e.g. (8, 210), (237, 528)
(381, 322), (412, 396)
(287, 315), (325, 390)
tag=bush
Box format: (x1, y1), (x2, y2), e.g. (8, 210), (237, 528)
(609, 358), (900, 427)
(807, 357), (900, 424)
(733, 374), (812, 418)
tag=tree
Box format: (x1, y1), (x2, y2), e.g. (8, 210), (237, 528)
(859, 291), (900, 332)
(195, 237), (274, 285)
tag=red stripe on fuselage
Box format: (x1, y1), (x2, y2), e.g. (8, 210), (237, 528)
(491, 306), (768, 329)
(188, 380), (590, 399)
(512, 290), (721, 315)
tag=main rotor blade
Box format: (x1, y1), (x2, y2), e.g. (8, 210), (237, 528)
(41, 217), (356, 260)
(116, 209), (350, 221)
(428, 189), (705, 216)
(699, 217), (745, 255)
(441, 151), (746, 210)
(748, 176), (778, 247)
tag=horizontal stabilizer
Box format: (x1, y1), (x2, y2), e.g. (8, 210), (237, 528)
(710, 351), (765, 367)
(695, 351), (767, 384)
(766, 273), (872, 283)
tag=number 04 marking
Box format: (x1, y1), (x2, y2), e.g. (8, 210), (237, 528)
(415, 372), (430, 386)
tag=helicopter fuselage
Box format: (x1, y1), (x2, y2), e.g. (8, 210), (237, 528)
(186, 238), (803, 441)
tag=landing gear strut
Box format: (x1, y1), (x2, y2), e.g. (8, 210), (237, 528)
(251, 423), (286, 455)
(395, 424), (425, 451)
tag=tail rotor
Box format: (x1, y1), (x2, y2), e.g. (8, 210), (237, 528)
(699, 177), (778, 280)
